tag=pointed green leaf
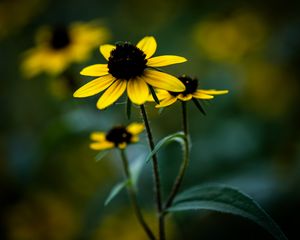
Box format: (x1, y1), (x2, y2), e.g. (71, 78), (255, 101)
(149, 85), (160, 104)
(167, 184), (287, 240)
(104, 180), (129, 206)
(145, 132), (185, 163)
(126, 97), (132, 120)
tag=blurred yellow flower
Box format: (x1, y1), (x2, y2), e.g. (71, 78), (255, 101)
(90, 122), (144, 150)
(149, 75), (228, 108)
(21, 21), (109, 78)
(74, 36), (187, 109)
(193, 10), (266, 62)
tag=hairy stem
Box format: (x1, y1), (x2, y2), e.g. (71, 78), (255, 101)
(120, 149), (156, 240)
(140, 104), (165, 240)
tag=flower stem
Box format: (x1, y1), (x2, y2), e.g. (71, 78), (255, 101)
(120, 149), (156, 240)
(140, 104), (165, 240)
(164, 101), (190, 209)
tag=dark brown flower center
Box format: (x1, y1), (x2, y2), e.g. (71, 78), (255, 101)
(169, 75), (198, 96)
(108, 42), (147, 80)
(105, 126), (132, 146)
(50, 26), (71, 50)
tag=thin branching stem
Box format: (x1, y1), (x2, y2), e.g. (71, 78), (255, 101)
(164, 101), (190, 209)
(120, 149), (156, 240)
(140, 104), (165, 240)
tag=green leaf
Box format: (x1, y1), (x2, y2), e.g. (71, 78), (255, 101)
(145, 132), (185, 163)
(126, 97), (132, 120)
(95, 150), (109, 162)
(130, 156), (145, 187)
(149, 85), (160, 104)
(167, 184), (287, 240)
(104, 180), (129, 206)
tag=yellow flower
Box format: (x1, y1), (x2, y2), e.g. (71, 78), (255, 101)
(21, 21), (109, 78)
(90, 123), (144, 150)
(151, 75), (228, 107)
(73, 36), (187, 109)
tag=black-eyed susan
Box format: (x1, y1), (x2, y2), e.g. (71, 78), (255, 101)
(152, 75), (228, 108)
(90, 123), (144, 150)
(21, 21), (109, 78)
(73, 36), (187, 109)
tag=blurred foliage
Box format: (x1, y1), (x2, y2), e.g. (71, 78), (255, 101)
(1, 0), (299, 239)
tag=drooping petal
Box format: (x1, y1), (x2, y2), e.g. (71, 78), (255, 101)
(100, 44), (115, 60)
(155, 96), (177, 108)
(90, 132), (106, 141)
(177, 94), (193, 101)
(198, 89), (229, 95)
(136, 36), (157, 59)
(90, 141), (114, 150)
(192, 90), (214, 99)
(80, 64), (109, 76)
(73, 75), (115, 98)
(97, 80), (127, 109)
(147, 55), (187, 67)
(126, 123), (144, 135)
(143, 70), (185, 92)
(127, 77), (149, 105)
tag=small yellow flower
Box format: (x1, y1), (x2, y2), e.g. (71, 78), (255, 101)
(151, 75), (229, 107)
(90, 123), (144, 150)
(21, 21), (109, 78)
(73, 36), (187, 109)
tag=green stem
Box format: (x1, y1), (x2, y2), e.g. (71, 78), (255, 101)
(164, 101), (190, 209)
(120, 149), (156, 240)
(140, 104), (165, 240)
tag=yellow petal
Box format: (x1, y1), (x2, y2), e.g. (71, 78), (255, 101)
(73, 75), (115, 98)
(127, 77), (149, 105)
(100, 44), (115, 61)
(90, 132), (106, 141)
(97, 80), (127, 109)
(177, 94), (193, 101)
(192, 90), (214, 99)
(136, 36), (157, 59)
(90, 141), (114, 150)
(126, 123), (144, 135)
(143, 70), (185, 92)
(155, 96), (177, 108)
(147, 55), (187, 67)
(80, 64), (109, 76)
(198, 89), (229, 95)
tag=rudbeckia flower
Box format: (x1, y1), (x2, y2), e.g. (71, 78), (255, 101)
(21, 21), (109, 78)
(73, 36), (187, 109)
(90, 123), (144, 150)
(151, 75), (229, 107)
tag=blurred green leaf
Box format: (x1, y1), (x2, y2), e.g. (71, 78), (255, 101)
(126, 97), (131, 120)
(145, 132), (185, 163)
(104, 180), (129, 206)
(167, 184), (287, 240)
(130, 157), (145, 188)
(95, 150), (110, 162)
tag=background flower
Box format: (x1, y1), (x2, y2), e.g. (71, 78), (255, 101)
(21, 21), (110, 78)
